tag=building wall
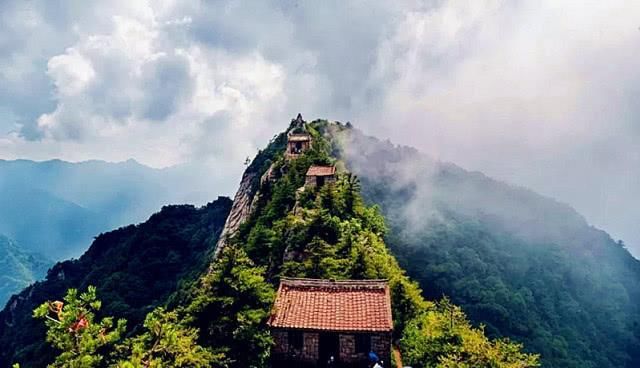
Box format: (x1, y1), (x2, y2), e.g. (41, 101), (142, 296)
(273, 330), (288, 354)
(305, 175), (336, 188)
(339, 334), (358, 363)
(301, 332), (319, 361)
(305, 175), (316, 187)
(371, 333), (392, 365)
(272, 330), (319, 362)
(339, 333), (391, 364)
(271, 329), (391, 367)
(286, 140), (311, 157)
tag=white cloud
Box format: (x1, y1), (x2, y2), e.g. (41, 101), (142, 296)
(47, 49), (96, 97)
(3, 2), (287, 171)
(0, 0), (639, 254)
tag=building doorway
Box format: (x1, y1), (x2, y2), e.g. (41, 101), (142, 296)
(319, 333), (340, 367)
(294, 141), (303, 153)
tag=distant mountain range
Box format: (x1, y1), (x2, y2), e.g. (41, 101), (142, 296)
(0, 158), (223, 306)
(0, 159), (219, 260)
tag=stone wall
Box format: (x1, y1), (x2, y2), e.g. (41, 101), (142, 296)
(371, 333), (392, 365)
(271, 329), (391, 366)
(305, 175), (336, 188)
(272, 330), (288, 354)
(305, 175), (316, 187)
(286, 140), (311, 158)
(339, 334), (359, 363)
(301, 332), (319, 361)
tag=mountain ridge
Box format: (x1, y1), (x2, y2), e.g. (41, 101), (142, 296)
(0, 119), (638, 367)
(0, 158), (228, 261)
(331, 125), (640, 367)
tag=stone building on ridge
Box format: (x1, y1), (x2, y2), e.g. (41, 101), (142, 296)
(268, 278), (393, 368)
(305, 165), (336, 188)
(287, 133), (312, 157)
(287, 113), (312, 158)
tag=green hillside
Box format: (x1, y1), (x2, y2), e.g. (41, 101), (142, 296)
(4, 119), (538, 368)
(0, 198), (232, 367)
(0, 235), (50, 307)
(7, 119), (637, 367)
(333, 127), (640, 368)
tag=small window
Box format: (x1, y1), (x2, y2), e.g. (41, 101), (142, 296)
(355, 334), (370, 354)
(289, 331), (303, 350)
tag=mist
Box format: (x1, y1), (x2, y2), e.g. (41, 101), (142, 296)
(0, 159), (232, 259)
(353, 1), (640, 257)
(339, 127), (595, 251)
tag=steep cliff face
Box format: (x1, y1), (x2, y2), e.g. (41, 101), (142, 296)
(213, 172), (259, 258)
(213, 130), (290, 259)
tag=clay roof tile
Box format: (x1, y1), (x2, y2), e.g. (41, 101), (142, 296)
(306, 166), (336, 177)
(267, 278), (393, 332)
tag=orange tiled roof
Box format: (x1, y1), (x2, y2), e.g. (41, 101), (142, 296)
(306, 165), (336, 177)
(267, 278), (393, 332)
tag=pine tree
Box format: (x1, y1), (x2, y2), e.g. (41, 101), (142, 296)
(32, 286), (126, 368)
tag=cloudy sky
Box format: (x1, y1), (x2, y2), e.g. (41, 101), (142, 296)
(1, 0), (639, 255)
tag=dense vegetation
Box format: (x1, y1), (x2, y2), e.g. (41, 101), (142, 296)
(0, 235), (50, 306)
(6, 122), (537, 368)
(334, 127), (640, 368)
(5, 120), (638, 367)
(8, 120), (538, 367)
(220, 120), (537, 367)
(27, 286), (216, 368)
(0, 198), (232, 367)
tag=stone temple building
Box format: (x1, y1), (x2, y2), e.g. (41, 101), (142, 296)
(305, 165), (336, 188)
(268, 278), (393, 368)
(287, 114), (312, 158)
(287, 133), (312, 157)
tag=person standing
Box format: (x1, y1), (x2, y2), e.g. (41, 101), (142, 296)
(369, 351), (383, 367)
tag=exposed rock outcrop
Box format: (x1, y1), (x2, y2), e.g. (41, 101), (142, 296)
(212, 171), (259, 259)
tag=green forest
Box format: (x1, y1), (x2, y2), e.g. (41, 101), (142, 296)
(3, 119), (639, 367)
(332, 127), (640, 368)
(4, 120), (538, 367)
(0, 199), (232, 366)
(0, 235), (50, 305)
